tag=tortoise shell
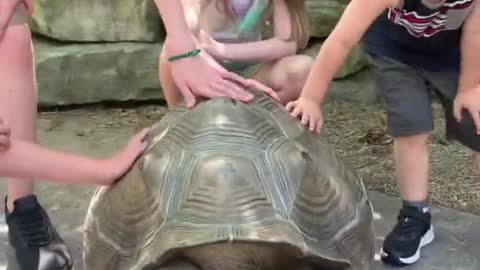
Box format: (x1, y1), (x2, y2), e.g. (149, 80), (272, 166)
(83, 93), (375, 270)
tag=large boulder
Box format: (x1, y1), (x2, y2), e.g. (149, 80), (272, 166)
(326, 68), (380, 104)
(34, 37), (377, 107)
(30, 0), (164, 42)
(306, 0), (349, 38)
(35, 38), (163, 107)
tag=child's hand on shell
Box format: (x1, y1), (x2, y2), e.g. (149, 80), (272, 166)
(286, 97), (324, 134)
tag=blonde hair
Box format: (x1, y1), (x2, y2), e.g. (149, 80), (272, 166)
(285, 0), (310, 51)
(219, 0), (310, 51)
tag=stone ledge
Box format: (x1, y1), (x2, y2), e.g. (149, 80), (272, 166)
(34, 37), (379, 107)
(35, 37), (163, 107)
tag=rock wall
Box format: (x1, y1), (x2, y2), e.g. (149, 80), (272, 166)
(30, 0), (164, 42)
(32, 0), (378, 107)
(35, 39), (162, 107)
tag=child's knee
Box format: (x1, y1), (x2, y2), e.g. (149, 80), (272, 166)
(281, 55), (314, 89)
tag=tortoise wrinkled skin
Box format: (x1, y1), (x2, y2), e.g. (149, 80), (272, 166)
(82, 92), (376, 270)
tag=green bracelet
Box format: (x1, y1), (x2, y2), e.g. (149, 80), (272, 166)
(167, 48), (201, 62)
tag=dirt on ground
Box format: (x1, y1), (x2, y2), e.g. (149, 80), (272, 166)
(321, 101), (480, 215)
(38, 100), (480, 215)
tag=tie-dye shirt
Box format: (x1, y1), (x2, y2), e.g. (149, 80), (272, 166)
(208, 0), (271, 43)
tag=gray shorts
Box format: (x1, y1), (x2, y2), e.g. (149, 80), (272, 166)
(369, 54), (480, 152)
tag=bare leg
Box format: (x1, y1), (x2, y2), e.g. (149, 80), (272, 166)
(0, 6), (37, 212)
(2, 6), (73, 270)
(393, 133), (430, 202)
(254, 55), (314, 105)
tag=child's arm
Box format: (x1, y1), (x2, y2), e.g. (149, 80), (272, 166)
(285, 0), (397, 133)
(453, 0), (480, 131)
(0, 128), (149, 186)
(298, 0), (396, 104)
(203, 0), (297, 62)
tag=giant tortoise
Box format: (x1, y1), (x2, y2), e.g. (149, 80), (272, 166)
(82, 92), (376, 270)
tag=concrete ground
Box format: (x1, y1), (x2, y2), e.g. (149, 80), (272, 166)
(0, 110), (479, 270)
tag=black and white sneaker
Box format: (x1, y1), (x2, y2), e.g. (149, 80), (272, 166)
(380, 205), (434, 266)
(5, 195), (73, 270)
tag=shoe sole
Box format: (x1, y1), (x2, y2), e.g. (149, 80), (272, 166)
(6, 245), (73, 270)
(379, 225), (435, 266)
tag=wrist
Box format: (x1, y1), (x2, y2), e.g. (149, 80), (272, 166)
(215, 43), (230, 60)
(165, 34), (197, 56)
(300, 90), (326, 105)
(92, 159), (118, 186)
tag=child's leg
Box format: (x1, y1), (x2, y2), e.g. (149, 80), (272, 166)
(1, 4), (72, 269)
(370, 56), (434, 266)
(253, 54), (314, 105)
(0, 5), (37, 212)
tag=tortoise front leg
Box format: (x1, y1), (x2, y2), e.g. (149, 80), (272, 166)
(158, 261), (200, 270)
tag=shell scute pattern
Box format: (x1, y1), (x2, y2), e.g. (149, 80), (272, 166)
(83, 93), (375, 270)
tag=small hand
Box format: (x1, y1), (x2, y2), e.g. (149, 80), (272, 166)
(166, 36), (258, 108)
(198, 30), (225, 60)
(101, 128), (150, 185)
(454, 86), (480, 134)
(0, 0), (33, 38)
(286, 97), (323, 133)
(0, 117), (11, 151)
(243, 78), (280, 102)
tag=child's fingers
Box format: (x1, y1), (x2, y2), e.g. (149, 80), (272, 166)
(0, 124), (10, 135)
(138, 128), (151, 141)
(0, 135), (10, 148)
(178, 83), (197, 109)
(285, 101), (294, 111)
(215, 80), (254, 102)
(244, 79), (280, 102)
(468, 108), (480, 135)
(316, 120), (323, 134)
(453, 100), (462, 122)
(221, 69), (249, 86)
(290, 105), (302, 118)
(301, 113), (309, 126)
(213, 79), (249, 100)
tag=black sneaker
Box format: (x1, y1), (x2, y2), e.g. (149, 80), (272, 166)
(5, 195), (73, 270)
(380, 205), (434, 266)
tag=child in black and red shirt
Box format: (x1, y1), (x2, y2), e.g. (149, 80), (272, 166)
(287, 0), (480, 266)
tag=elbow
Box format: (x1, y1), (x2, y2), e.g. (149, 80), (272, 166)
(286, 40), (298, 55)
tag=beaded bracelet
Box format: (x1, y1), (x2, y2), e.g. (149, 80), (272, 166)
(167, 48), (201, 62)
